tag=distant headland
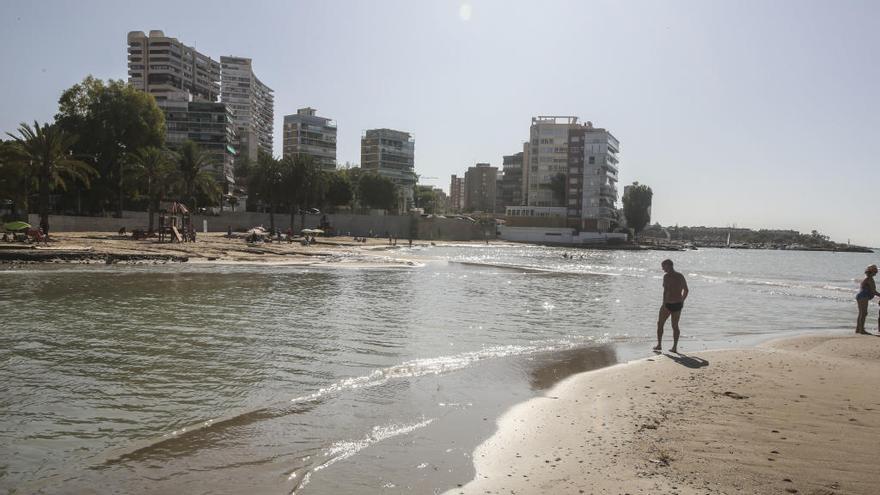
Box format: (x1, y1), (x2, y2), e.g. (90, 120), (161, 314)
(640, 224), (873, 252)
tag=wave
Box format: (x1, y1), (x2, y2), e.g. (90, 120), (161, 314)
(288, 337), (605, 404)
(692, 273), (856, 294)
(289, 418), (436, 494)
(451, 260), (622, 277)
(95, 337), (607, 469)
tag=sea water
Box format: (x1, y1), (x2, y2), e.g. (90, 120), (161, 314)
(0, 245), (868, 493)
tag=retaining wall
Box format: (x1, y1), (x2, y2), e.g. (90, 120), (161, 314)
(31, 212), (486, 241)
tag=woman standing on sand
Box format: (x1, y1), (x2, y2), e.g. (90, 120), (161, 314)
(855, 264), (879, 334)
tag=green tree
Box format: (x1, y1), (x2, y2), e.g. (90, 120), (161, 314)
(339, 167), (363, 211)
(303, 166), (328, 214)
(129, 146), (175, 233)
(358, 173), (398, 212)
(174, 141), (220, 212)
(280, 155), (328, 230)
(622, 182), (653, 236)
(0, 139), (32, 219)
(6, 122), (96, 234)
(549, 173), (566, 206)
(248, 152), (284, 232)
(414, 185), (439, 214)
(324, 171), (353, 212)
(279, 155), (306, 230)
(55, 76), (165, 216)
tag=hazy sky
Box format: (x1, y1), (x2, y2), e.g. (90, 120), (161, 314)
(2, 1), (878, 244)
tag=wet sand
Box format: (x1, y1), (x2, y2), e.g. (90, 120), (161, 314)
(448, 333), (880, 494)
(0, 232), (445, 266)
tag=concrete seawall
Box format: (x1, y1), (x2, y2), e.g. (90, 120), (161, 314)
(30, 212), (488, 241)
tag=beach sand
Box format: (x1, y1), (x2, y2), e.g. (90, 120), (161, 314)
(447, 334), (880, 495)
(0, 232), (442, 265)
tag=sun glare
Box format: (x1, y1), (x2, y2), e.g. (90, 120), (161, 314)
(459, 3), (472, 21)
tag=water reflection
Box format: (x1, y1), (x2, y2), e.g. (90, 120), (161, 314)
(525, 345), (618, 390)
(0, 247), (864, 493)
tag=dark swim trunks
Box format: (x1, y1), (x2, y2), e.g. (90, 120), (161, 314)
(664, 302), (684, 313)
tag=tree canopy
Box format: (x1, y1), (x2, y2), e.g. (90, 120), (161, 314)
(622, 182), (653, 234)
(414, 185), (440, 214)
(0, 139), (31, 218)
(174, 140), (220, 211)
(6, 121), (96, 233)
(549, 173), (567, 206)
(128, 146), (175, 232)
(324, 171), (353, 212)
(54, 76), (165, 215)
(358, 173), (398, 212)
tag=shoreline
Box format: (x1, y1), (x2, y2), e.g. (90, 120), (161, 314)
(446, 332), (880, 494)
(0, 232), (445, 266)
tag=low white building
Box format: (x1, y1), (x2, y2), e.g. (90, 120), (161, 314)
(499, 225), (626, 245)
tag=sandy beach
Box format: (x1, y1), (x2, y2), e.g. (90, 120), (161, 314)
(448, 333), (880, 495)
(0, 231), (436, 266)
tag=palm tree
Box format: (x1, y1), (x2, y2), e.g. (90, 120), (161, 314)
(174, 141), (220, 211)
(129, 146), (174, 233)
(6, 121), (96, 234)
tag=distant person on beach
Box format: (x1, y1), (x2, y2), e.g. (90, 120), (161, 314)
(855, 264), (879, 334)
(655, 259), (689, 353)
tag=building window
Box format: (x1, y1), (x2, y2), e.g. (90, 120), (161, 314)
(588, 156), (595, 164)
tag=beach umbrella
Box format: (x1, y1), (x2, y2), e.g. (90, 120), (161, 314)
(3, 221), (31, 232)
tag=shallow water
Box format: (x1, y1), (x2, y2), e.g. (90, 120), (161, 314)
(0, 245), (868, 493)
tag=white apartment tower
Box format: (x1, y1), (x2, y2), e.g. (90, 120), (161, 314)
(524, 116), (582, 207)
(567, 124), (619, 231)
(220, 56), (274, 162)
(519, 116), (620, 232)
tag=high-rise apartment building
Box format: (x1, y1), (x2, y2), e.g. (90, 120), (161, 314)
(361, 129), (416, 211)
(449, 175), (464, 213)
(567, 124), (619, 231)
(282, 108), (337, 171)
(518, 116), (620, 231)
(464, 163), (498, 213)
(163, 101), (237, 187)
(220, 56), (274, 162)
(499, 151), (524, 212)
(127, 30), (220, 104)
(524, 116), (582, 207)
(127, 30), (235, 193)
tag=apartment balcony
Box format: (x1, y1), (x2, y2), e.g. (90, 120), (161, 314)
(600, 184), (617, 197)
(602, 160), (618, 174)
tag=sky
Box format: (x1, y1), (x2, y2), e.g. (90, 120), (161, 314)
(1, 0), (879, 245)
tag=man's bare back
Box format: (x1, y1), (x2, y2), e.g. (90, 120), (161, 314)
(663, 271), (688, 304)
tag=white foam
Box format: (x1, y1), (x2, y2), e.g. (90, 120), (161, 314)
(291, 418), (435, 493)
(289, 339), (600, 404)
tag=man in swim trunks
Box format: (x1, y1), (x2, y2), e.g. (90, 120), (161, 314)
(655, 259), (689, 353)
